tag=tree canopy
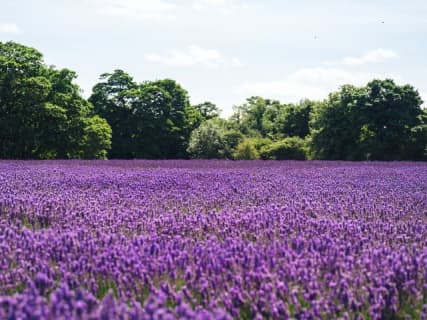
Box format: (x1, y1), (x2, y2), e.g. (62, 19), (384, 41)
(193, 101), (220, 121)
(309, 80), (426, 160)
(187, 118), (243, 159)
(1, 41), (426, 161)
(90, 71), (200, 159)
(230, 97), (314, 140)
(0, 41), (111, 159)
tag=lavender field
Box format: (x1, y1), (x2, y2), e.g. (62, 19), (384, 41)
(0, 161), (426, 319)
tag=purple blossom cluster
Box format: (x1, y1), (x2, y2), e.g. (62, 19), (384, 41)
(0, 160), (426, 319)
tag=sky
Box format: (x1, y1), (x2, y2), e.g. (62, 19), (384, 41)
(1, 0), (426, 117)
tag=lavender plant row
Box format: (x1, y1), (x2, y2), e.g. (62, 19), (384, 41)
(0, 160), (426, 319)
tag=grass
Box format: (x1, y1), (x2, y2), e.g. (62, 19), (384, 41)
(96, 278), (118, 300)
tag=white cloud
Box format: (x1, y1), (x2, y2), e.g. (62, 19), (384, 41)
(192, 0), (246, 14)
(145, 45), (242, 68)
(0, 23), (20, 33)
(235, 67), (400, 102)
(95, 0), (176, 20)
(236, 49), (401, 102)
(92, 0), (247, 19)
(342, 49), (398, 66)
(231, 57), (243, 67)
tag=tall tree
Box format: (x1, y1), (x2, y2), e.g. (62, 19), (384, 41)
(90, 73), (200, 158)
(0, 41), (111, 159)
(358, 79), (425, 160)
(187, 121), (225, 159)
(310, 80), (426, 160)
(193, 101), (220, 120)
(187, 118), (243, 159)
(309, 85), (363, 160)
(231, 97), (314, 140)
(276, 100), (314, 138)
(147, 79), (200, 158)
(231, 97), (281, 137)
(90, 70), (138, 158)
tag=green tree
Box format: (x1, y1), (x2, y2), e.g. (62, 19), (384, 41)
(187, 121), (224, 159)
(276, 100), (314, 138)
(231, 97), (280, 137)
(222, 130), (244, 158)
(260, 101), (282, 138)
(187, 119), (243, 159)
(89, 70), (138, 158)
(0, 41), (111, 159)
(230, 97), (313, 140)
(406, 109), (427, 160)
(90, 72), (199, 158)
(309, 85), (363, 160)
(80, 115), (112, 159)
(310, 80), (426, 160)
(357, 79), (425, 160)
(145, 79), (200, 158)
(234, 139), (260, 160)
(194, 101), (220, 120)
(260, 137), (307, 160)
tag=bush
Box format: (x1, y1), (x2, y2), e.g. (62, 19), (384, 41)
(260, 137), (307, 160)
(249, 137), (273, 152)
(187, 121), (225, 159)
(233, 139), (260, 160)
(187, 119), (244, 159)
(81, 116), (112, 159)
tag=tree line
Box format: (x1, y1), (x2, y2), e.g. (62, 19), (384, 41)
(1, 41), (426, 160)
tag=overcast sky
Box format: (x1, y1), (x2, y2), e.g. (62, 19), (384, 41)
(1, 0), (426, 116)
